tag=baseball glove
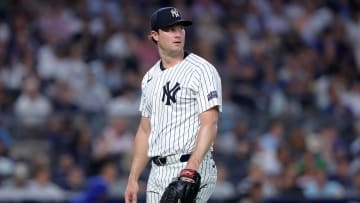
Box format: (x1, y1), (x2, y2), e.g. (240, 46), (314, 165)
(160, 169), (201, 203)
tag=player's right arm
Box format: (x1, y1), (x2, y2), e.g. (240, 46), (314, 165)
(125, 116), (151, 203)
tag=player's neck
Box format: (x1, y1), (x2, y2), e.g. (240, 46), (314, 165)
(159, 49), (184, 69)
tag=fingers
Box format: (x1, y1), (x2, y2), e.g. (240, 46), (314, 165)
(125, 180), (139, 203)
(125, 192), (137, 203)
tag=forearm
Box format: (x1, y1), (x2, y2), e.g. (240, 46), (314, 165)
(128, 118), (150, 181)
(186, 107), (219, 170)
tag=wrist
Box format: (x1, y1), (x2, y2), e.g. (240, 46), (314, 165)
(186, 160), (200, 170)
(128, 174), (139, 182)
(185, 165), (198, 171)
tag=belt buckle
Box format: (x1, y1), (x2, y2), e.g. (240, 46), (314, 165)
(154, 156), (166, 166)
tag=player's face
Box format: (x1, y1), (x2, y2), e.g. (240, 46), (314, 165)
(153, 24), (185, 55)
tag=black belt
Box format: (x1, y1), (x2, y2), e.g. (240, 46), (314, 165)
(151, 153), (191, 166)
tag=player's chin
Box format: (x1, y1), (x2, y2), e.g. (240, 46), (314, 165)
(169, 47), (183, 55)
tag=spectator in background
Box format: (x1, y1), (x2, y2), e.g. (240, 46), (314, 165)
(238, 181), (263, 203)
(69, 160), (117, 203)
(211, 164), (236, 201)
(345, 3), (360, 70)
(216, 120), (250, 156)
(63, 165), (85, 194)
(91, 55), (124, 95)
(106, 85), (141, 118)
(53, 153), (75, 189)
(277, 163), (304, 199)
(36, 29), (62, 82)
(260, 119), (285, 152)
(3, 12), (34, 91)
(238, 161), (276, 199)
(275, 145), (293, 174)
(37, 1), (79, 44)
(0, 161), (31, 201)
(347, 169), (360, 197)
(57, 42), (88, 97)
(47, 115), (76, 162)
(0, 80), (14, 113)
(287, 126), (307, 159)
(76, 70), (110, 114)
(342, 80), (360, 118)
(302, 168), (345, 199)
(0, 52), (33, 94)
(255, 119), (284, 175)
(0, 138), (13, 181)
(350, 120), (360, 157)
(27, 165), (65, 201)
(71, 126), (93, 170)
(317, 124), (346, 173)
(93, 116), (133, 162)
(0, 126), (11, 151)
(50, 80), (79, 117)
(103, 27), (130, 60)
(329, 156), (352, 188)
(14, 75), (52, 130)
(263, 0), (291, 36)
(0, 121), (13, 180)
(217, 82), (242, 133)
(216, 120), (253, 183)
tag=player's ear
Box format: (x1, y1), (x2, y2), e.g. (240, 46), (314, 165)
(150, 30), (159, 43)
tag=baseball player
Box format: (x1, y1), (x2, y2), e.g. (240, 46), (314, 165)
(125, 6), (222, 203)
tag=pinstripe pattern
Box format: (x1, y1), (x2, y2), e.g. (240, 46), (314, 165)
(147, 152), (217, 203)
(139, 53), (222, 157)
(140, 52), (221, 202)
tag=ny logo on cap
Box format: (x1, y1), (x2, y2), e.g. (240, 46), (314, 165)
(170, 8), (180, 18)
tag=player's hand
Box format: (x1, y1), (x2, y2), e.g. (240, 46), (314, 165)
(160, 169), (201, 203)
(125, 179), (139, 203)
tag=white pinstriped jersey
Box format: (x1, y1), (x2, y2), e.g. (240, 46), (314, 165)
(139, 52), (222, 157)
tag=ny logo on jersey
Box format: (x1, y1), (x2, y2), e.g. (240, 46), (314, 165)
(162, 81), (180, 105)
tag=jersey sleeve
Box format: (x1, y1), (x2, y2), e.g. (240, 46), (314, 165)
(139, 74), (151, 117)
(195, 64), (222, 113)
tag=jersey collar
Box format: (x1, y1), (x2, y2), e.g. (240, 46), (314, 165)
(160, 50), (190, 71)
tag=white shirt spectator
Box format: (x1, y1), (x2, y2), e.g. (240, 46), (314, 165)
(27, 165), (65, 201)
(1, 62), (29, 90)
(0, 182), (31, 201)
(93, 117), (134, 159)
(345, 16), (360, 71)
(341, 82), (360, 118)
(56, 54), (87, 93)
(14, 76), (52, 127)
(105, 32), (129, 58)
(36, 44), (59, 80)
(27, 180), (65, 201)
(263, 1), (290, 35)
(107, 88), (140, 118)
(76, 72), (110, 113)
(0, 162), (31, 201)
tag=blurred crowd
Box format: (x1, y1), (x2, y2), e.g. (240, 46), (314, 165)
(0, 0), (360, 202)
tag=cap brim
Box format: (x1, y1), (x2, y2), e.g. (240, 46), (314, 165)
(161, 20), (192, 28)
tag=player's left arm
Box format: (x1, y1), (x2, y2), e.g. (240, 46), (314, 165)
(186, 106), (219, 170)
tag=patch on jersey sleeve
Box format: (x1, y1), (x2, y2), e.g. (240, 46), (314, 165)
(207, 91), (218, 101)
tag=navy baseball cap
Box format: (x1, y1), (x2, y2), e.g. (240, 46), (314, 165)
(151, 7), (192, 31)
